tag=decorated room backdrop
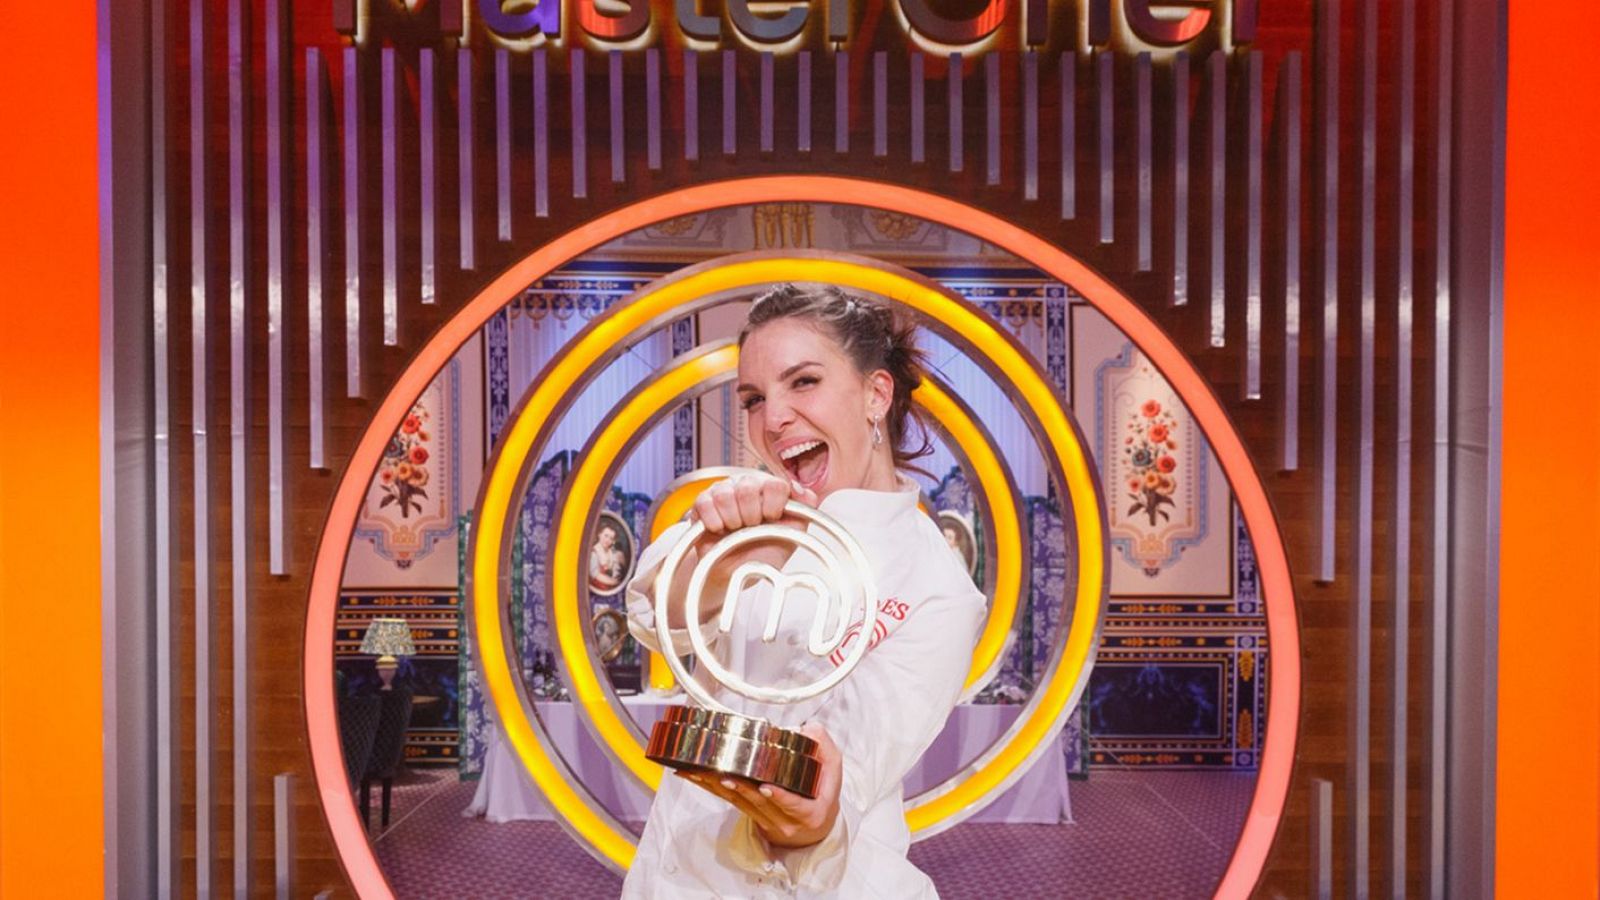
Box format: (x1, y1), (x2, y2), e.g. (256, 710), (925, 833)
(336, 203), (1266, 775)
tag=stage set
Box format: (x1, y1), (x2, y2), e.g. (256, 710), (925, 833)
(2, 0), (1597, 898)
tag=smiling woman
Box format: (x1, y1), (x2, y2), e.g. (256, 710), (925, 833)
(736, 284), (934, 494)
(620, 282), (991, 898)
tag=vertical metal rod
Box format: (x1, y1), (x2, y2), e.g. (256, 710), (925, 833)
(1312, 778), (1334, 899)
(721, 50), (736, 155)
(1060, 53), (1074, 219)
(1172, 51), (1189, 305)
(273, 773), (294, 899)
(798, 51), (812, 153)
(306, 50), (326, 467)
(457, 47), (475, 269)
(610, 50), (626, 181)
(873, 51), (886, 157)
(985, 52), (1000, 186)
(342, 46), (361, 397)
(420, 48), (436, 304)
(495, 48), (511, 237)
(227, 0), (253, 892)
(1135, 52), (1151, 269)
(837, 49), (851, 154)
(97, 1), (123, 889)
(572, 50), (588, 196)
(265, 0), (287, 573)
(911, 54), (924, 163)
(646, 48), (662, 169)
(152, 0), (176, 892)
(1207, 50), (1226, 347)
(1280, 52), (1303, 471)
(1390, 1), (1416, 896)
(760, 52), (774, 153)
(533, 49), (549, 216)
(1097, 51), (1112, 243)
(948, 52), (963, 173)
(189, 1), (214, 891)
(684, 49), (699, 162)
(380, 47), (398, 346)
(1317, 0), (1342, 582)
(1244, 51), (1263, 398)
(1023, 52), (1038, 200)
(1427, 1), (1455, 896)
(1351, 0), (1379, 894)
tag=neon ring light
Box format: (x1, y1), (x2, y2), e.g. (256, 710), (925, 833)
(303, 177), (1300, 900)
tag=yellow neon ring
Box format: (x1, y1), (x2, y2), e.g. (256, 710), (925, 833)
(473, 256), (1103, 866)
(639, 375), (1015, 693)
(549, 350), (1023, 795)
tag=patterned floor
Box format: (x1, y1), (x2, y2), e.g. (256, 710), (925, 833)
(372, 769), (1257, 898)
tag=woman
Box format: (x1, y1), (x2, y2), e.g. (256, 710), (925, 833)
(623, 284), (985, 898)
(589, 522), (626, 593)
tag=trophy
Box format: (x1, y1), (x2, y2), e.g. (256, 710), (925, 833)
(644, 501), (879, 799)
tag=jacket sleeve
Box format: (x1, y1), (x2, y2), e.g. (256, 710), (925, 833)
(770, 585), (986, 891)
(623, 520), (722, 657)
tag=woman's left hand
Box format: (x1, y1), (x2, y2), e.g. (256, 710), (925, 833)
(678, 722), (842, 849)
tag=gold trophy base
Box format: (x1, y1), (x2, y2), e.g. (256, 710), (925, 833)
(646, 706), (822, 799)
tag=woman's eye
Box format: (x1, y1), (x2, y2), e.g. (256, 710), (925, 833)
(794, 375), (818, 388)
(740, 395), (763, 411)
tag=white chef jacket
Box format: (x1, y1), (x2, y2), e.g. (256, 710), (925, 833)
(622, 474), (986, 899)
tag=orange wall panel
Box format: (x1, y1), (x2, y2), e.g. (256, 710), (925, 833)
(0, 4), (104, 898)
(1500, 0), (1600, 895)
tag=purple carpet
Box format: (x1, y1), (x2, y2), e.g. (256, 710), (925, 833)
(372, 769), (1255, 898)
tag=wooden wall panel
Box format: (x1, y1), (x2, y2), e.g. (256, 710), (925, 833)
(123, 0), (1492, 895)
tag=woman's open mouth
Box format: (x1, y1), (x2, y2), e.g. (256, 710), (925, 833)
(779, 439), (830, 490)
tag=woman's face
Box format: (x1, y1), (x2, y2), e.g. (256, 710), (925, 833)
(597, 525), (616, 549)
(737, 318), (894, 499)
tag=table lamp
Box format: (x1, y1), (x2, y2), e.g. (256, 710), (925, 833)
(359, 618), (416, 691)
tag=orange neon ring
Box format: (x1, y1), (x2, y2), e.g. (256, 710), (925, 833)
(304, 177), (1300, 899)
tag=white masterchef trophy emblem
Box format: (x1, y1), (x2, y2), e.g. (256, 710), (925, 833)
(645, 500), (878, 799)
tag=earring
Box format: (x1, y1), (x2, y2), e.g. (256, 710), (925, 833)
(872, 414), (883, 447)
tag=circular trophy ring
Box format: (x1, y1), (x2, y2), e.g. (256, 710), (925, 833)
(651, 501), (881, 712)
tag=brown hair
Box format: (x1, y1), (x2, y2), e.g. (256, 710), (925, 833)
(738, 283), (935, 475)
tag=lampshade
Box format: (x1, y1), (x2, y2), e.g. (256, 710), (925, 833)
(359, 618), (416, 658)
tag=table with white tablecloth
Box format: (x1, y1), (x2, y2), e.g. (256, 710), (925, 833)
(465, 696), (1072, 826)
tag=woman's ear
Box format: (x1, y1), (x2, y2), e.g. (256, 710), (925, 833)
(866, 369), (894, 418)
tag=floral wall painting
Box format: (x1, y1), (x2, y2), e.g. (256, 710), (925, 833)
(379, 407), (435, 520)
(344, 334), (485, 588)
(1071, 305), (1231, 597)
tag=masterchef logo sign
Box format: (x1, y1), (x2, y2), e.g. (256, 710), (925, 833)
(338, 0), (1258, 54)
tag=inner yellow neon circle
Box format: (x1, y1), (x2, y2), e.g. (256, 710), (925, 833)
(472, 257), (1104, 868)
(551, 350), (1023, 795)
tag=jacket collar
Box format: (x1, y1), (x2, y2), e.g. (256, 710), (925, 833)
(816, 472), (921, 528)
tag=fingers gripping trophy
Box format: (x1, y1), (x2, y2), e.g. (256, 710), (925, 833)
(644, 491), (878, 800)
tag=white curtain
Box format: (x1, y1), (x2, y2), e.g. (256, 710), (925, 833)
(508, 308), (676, 497)
(916, 324), (1053, 497)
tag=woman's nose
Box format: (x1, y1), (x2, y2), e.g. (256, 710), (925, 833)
(764, 396), (797, 433)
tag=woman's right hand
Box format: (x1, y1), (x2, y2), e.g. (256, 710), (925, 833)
(666, 472), (819, 628)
